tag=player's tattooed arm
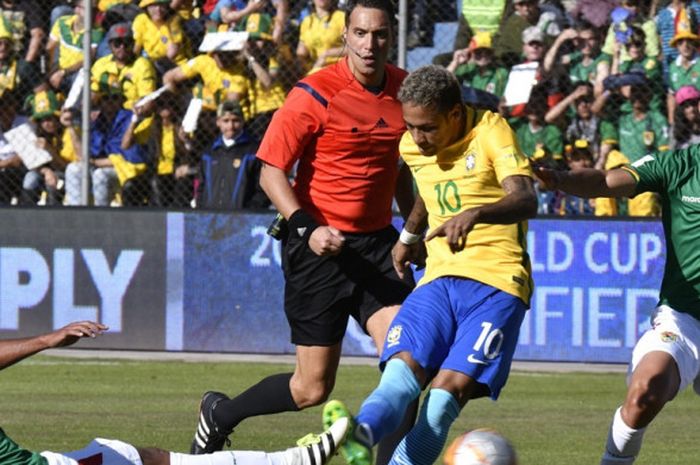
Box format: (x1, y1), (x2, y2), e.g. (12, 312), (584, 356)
(500, 174), (538, 222)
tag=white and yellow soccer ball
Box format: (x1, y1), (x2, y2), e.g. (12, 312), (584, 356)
(443, 429), (518, 465)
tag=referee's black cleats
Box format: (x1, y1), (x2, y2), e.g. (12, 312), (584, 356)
(190, 391), (233, 454)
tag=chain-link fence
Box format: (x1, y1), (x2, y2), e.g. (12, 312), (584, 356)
(0, 0), (690, 216)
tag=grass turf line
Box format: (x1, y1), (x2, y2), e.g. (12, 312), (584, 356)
(1, 357), (698, 465)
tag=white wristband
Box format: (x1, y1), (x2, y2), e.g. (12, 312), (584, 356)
(399, 228), (421, 245)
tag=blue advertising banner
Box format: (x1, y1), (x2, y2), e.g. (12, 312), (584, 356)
(0, 209), (666, 363)
(519, 219), (664, 363)
(170, 214), (666, 363)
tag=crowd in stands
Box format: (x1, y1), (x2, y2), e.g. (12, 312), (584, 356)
(0, 0), (697, 216)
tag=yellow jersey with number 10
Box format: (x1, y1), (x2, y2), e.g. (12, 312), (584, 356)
(400, 106), (534, 305)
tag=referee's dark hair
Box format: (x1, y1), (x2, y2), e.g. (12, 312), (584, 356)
(344, 0), (395, 27)
(398, 65), (462, 115)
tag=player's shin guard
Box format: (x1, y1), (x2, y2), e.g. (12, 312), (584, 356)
(389, 388), (460, 465)
(600, 407), (646, 465)
(355, 358), (421, 444)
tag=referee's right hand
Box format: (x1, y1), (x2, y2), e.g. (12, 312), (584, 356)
(308, 226), (345, 256)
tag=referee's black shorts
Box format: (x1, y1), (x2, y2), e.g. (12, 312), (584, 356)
(281, 225), (415, 346)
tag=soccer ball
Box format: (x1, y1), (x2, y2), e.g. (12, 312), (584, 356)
(443, 429), (518, 465)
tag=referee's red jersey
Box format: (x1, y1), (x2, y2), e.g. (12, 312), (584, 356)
(257, 57), (408, 233)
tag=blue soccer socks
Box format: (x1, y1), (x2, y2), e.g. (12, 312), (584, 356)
(355, 358), (421, 444)
(390, 388), (460, 465)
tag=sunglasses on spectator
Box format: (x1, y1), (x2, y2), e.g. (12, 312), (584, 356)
(110, 39), (133, 48)
(515, 0), (535, 6)
(576, 36), (596, 45)
(626, 40), (645, 48)
(676, 38), (696, 46)
(527, 41), (543, 48)
(681, 98), (700, 107)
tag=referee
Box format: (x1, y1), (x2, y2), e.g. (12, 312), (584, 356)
(191, 0), (417, 460)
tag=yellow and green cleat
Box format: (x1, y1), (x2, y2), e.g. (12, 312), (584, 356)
(322, 400), (372, 465)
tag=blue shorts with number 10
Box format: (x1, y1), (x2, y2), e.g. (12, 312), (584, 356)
(380, 276), (527, 400)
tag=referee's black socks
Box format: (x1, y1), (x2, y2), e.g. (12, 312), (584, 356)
(213, 372), (300, 430)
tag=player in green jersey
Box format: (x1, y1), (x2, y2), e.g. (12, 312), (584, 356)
(0, 322), (347, 465)
(535, 147), (700, 465)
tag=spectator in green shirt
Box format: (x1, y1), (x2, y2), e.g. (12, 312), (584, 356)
(446, 31), (508, 98)
(545, 82), (619, 170)
(617, 84), (669, 216)
(671, 85), (700, 148)
(666, 27), (700, 124)
(543, 21), (610, 95)
(514, 90), (564, 214)
(611, 26), (665, 114)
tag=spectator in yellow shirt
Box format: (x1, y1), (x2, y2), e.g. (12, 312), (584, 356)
(47, 0), (103, 95)
(296, 0), (345, 74)
(133, 0), (191, 75)
(240, 13), (292, 140)
(20, 90), (75, 205)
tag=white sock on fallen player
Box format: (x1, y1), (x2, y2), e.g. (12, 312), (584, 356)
(600, 407), (646, 465)
(170, 450), (289, 465)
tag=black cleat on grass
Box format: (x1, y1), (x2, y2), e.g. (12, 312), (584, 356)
(190, 391), (233, 454)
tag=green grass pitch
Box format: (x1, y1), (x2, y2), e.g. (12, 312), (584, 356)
(1, 356), (698, 465)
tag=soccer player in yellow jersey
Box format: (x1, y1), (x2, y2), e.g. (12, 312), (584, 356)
(323, 65), (538, 465)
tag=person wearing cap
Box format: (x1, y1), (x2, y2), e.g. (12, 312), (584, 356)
(492, 0), (562, 68)
(446, 31), (508, 98)
(19, 90), (77, 205)
(132, 0), (191, 72)
(671, 84), (700, 148)
(554, 140), (596, 216)
(507, 25), (566, 119)
(601, 0), (660, 63)
(46, 0), (104, 95)
(195, 100), (269, 209)
(297, 0), (345, 74)
(609, 26), (664, 115)
(63, 23), (156, 206)
(91, 22), (157, 113)
(239, 12), (291, 141)
(666, 15), (700, 123)
(655, 0), (700, 71)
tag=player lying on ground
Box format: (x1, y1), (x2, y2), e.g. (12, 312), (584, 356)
(0, 321), (348, 465)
